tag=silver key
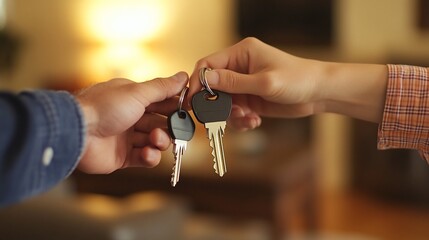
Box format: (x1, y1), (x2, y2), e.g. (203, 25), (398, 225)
(171, 139), (187, 186)
(167, 88), (195, 186)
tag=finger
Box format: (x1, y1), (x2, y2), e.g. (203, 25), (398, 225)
(127, 147), (161, 168)
(149, 128), (171, 151)
(131, 128), (170, 149)
(194, 38), (257, 71)
(228, 114), (261, 131)
(134, 113), (167, 133)
(228, 105), (261, 130)
(188, 49), (235, 102)
(188, 38), (258, 99)
(131, 131), (151, 147)
(140, 146), (162, 167)
(246, 112), (262, 127)
(146, 96), (181, 115)
(134, 71), (189, 107)
(205, 69), (270, 96)
(188, 69), (259, 107)
(230, 105), (245, 118)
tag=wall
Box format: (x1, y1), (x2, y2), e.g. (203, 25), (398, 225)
(1, 0), (236, 90)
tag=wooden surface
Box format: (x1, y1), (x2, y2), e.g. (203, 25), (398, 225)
(317, 190), (429, 240)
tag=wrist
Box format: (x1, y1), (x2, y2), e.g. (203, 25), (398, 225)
(76, 97), (98, 144)
(320, 62), (388, 122)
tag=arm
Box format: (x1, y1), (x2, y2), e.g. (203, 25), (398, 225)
(188, 37), (429, 161)
(0, 72), (188, 206)
(188, 37), (388, 129)
(0, 90), (84, 206)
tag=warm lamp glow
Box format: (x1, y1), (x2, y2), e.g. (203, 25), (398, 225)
(76, 0), (234, 83)
(86, 43), (161, 81)
(84, 0), (166, 42)
(78, 0), (169, 81)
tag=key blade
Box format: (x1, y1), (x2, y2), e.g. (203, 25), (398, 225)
(205, 121), (227, 177)
(171, 139), (187, 187)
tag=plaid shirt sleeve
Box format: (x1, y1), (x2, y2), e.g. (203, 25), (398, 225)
(378, 64), (429, 161)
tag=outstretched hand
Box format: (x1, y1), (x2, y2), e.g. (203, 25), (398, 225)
(188, 37), (387, 130)
(76, 72), (188, 174)
(188, 37), (322, 131)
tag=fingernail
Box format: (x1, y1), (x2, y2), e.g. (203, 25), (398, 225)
(172, 71), (188, 82)
(249, 118), (257, 129)
(205, 70), (219, 85)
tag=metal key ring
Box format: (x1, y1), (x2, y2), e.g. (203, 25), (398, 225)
(199, 67), (216, 96)
(178, 87), (188, 112)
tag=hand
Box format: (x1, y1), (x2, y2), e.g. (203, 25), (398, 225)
(188, 37), (321, 131)
(188, 37), (387, 131)
(76, 72), (188, 174)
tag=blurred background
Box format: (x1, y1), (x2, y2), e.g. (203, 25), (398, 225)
(1, 0), (429, 239)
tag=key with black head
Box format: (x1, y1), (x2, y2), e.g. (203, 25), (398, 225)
(192, 89), (232, 177)
(168, 88), (195, 187)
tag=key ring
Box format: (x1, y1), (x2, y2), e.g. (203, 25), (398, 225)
(178, 87), (188, 112)
(199, 67), (216, 96)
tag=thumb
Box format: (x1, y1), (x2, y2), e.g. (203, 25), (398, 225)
(205, 69), (260, 95)
(137, 71), (188, 106)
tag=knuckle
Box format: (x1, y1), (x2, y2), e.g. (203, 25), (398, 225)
(154, 78), (170, 94)
(222, 71), (239, 89)
(241, 37), (261, 47)
(258, 72), (278, 95)
(195, 59), (209, 69)
(109, 78), (132, 84)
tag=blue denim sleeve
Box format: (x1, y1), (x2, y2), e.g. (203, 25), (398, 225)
(0, 90), (85, 207)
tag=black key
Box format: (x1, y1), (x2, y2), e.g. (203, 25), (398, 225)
(168, 109), (195, 186)
(192, 89), (232, 177)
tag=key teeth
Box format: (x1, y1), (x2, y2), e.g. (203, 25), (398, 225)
(211, 152), (224, 177)
(171, 140), (187, 187)
(209, 139), (217, 173)
(207, 124), (227, 177)
(210, 137), (226, 177)
(171, 161), (177, 187)
(171, 145), (180, 187)
(213, 161), (219, 174)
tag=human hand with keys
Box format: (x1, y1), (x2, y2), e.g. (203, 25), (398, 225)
(77, 72), (189, 174)
(171, 37), (387, 186)
(188, 37), (388, 126)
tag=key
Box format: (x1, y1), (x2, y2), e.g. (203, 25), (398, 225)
(168, 109), (195, 186)
(192, 90), (232, 177)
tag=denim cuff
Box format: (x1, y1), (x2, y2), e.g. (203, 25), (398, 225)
(0, 90), (85, 206)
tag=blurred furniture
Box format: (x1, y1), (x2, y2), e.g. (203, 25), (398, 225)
(237, 0), (333, 46)
(0, 29), (20, 75)
(0, 187), (188, 240)
(351, 119), (429, 206)
(72, 118), (317, 237)
(418, 0), (429, 30)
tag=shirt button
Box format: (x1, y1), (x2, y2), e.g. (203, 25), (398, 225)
(42, 147), (54, 166)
